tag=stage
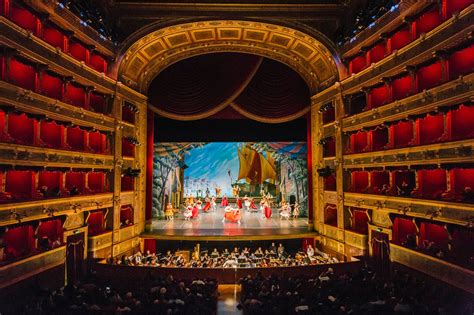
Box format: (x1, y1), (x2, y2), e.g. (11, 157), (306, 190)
(144, 205), (313, 240)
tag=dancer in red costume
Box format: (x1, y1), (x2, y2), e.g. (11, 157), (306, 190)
(202, 197), (211, 212)
(222, 206), (241, 224)
(250, 198), (258, 210)
(236, 196), (243, 209)
(221, 194), (229, 207)
(191, 204), (199, 218)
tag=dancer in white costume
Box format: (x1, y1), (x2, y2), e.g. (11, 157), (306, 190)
(243, 195), (251, 211)
(210, 196), (217, 211)
(183, 205), (193, 221)
(279, 204), (291, 220)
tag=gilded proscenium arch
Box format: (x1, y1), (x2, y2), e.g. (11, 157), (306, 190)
(118, 20), (340, 95)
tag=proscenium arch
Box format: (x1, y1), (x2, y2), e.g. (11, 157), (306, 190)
(117, 20), (343, 95)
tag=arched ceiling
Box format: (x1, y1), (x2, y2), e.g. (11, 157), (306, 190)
(118, 20), (341, 94)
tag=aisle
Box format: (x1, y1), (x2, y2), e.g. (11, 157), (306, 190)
(217, 284), (242, 315)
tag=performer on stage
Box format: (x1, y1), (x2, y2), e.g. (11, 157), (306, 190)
(221, 194), (229, 207)
(279, 203), (291, 220)
(243, 195), (251, 211)
(183, 205), (193, 221)
(210, 196), (217, 211)
(191, 203), (199, 218)
(222, 206), (241, 224)
(236, 196), (243, 209)
(165, 202), (174, 220)
(250, 197), (258, 211)
(189, 195), (195, 205)
(196, 198), (203, 211)
(293, 202), (300, 219)
(263, 199), (272, 219)
(202, 197), (211, 212)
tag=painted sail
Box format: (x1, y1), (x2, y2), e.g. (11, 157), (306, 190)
(260, 152), (276, 184)
(237, 146), (254, 181)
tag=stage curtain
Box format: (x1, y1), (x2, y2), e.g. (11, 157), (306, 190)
(389, 26), (413, 52)
(451, 104), (474, 140)
(416, 169), (447, 199)
(392, 121), (414, 148)
(323, 137), (335, 157)
(322, 106), (335, 124)
(87, 210), (105, 236)
(415, 6), (444, 37)
(66, 127), (86, 151)
(38, 171), (62, 193)
(10, 4), (39, 35)
(392, 217), (417, 245)
(419, 222), (449, 251)
(370, 171), (390, 194)
(90, 92), (108, 114)
(324, 204), (337, 227)
(88, 172), (105, 193)
(368, 85), (389, 109)
(391, 74), (414, 101)
(351, 131), (369, 153)
(445, 0), (473, 17)
(324, 175), (336, 191)
(64, 82), (87, 109)
(40, 71), (63, 100)
(37, 219), (63, 244)
(89, 52), (107, 73)
(6, 170), (35, 198)
(371, 127), (389, 151)
(351, 171), (369, 193)
(8, 113), (36, 145)
(349, 54), (367, 74)
(65, 172), (85, 194)
(122, 138), (135, 157)
(351, 208), (368, 234)
(3, 224), (35, 259)
(40, 121), (63, 149)
(9, 57), (36, 91)
(448, 44), (474, 79)
(418, 113), (446, 145)
(121, 176), (135, 191)
(68, 39), (88, 63)
(143, 239), (156, 254)
(42, 22), (66, 51)
(120, 205), (133, 225)
(369, 41), (386, 64)
(417, 60), (444, 91)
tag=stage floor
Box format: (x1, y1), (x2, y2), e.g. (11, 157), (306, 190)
(146, 205), (311, 237)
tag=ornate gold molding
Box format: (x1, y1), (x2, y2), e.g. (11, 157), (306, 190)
(118, 20), (340, 94)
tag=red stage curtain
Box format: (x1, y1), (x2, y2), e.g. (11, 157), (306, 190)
(371, 128), (389, 151)
(122, 138), (135, 157)
(90, 92), (108, 114)
(37, 219), (63, 243)
(3, 224), (35, 259)
(445, 0), (473, 17)
(392, 121), (414, 148)
(415, 6), (444, 37)
(324, 204), (337, 226)
(351, 208), (368, 234)
(417, 60), (444, 91)
(322, 106), (335, 124)
(369, 42), (386, 64)
(64, 83), (87, 109)
(351, 171), (369, 193)
(40, 121), (63, 149)
(38, 171), (62, 192)
(65, 172), (85, 194)
(66, 127), (86, 151)
(418, 114), (446, 145)
(88, 210), (105, 236)
(351, 131), (369, 153)
(419, 222), (449, 250)
(448, 44), (474, 79)
(121, 176), (135, 191)
(10, 4), (39, 35)
(392, 217), (417, 245)
(120, 205), (134, 225)
(451, 227), (474, 262)
(42, 23), (66, 51)
(89, 52), (107, 73)
(349, 54), (367, 74)
(40, 71), (63, 100)
(370, 171), (390, 193)
(88, 172), (105, 193)
(6, 170), (35, 199)
(324, 175), (336, 191)
(88, 131), (106, 154)
(122, 106), (135, 124)
(8, 113), (36, 145)
(368, 85), (389, 109)
(68, 39), (88, 63)
(323, 137), (335, 157)
(143, 239), (156, 253)
(391, 74), (414, 101)
(451, 104), (474, 140)
(417, 169), (447, 199)
(9, 57), (36, 91)
(389, 26), (413, 52)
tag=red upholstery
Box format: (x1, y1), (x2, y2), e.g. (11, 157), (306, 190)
(391, 74), (415, 101)
(444, 0), (473, 17)
(121, 176), (135, 191)
(323, 137), (335, 157)
(143, 239), (156, 253)
(324, 204), (337, 227)
(351, 131), (369, 153)
(392, 217), (417, 245)
(40, 121), (64, 149)
(418, 114), (447, 145)
(89, 52), (107, 73)
(392, 121), (414, 148)
(38, 171), (62, 192)
(8, 113), (36, 145)
(389, 26), (413, 52)
(415, 169), (447, 199)
(451, 105), (474, 140)
(349, 54), (367, 74)
(3, 224), (35, 259)
(10, 4), (39, 35)
(40, 71), (63, 100)
(351, 208), (368, 234)
(450, 168), (474, 201)
(448, 44), (474, 79)
(64, 83), (87, 109)
(88, 172), (105, 193)
(417, 60), (444, 91)
(88, 131), (106, 154)
(88, 210), (105, 236)
(419, 222), (449, 251)
(122, 138), (135, 157)
(6, 170), (35, 199)
(324, 175), (336, 191)
(415, 6), (444, 37)
(37, 219), (63, 243)
(122, 106), (135, 124)
(90, 92), (108, 114)
(369, 42), (386, 64)
(368, 85), (389, 109)
(65, 172), (85, 194)
(42, 23), (66, 51)
(68, 40), (88, 63)
(9, 58), (36, 91)
(392, 170), (416, 192)
(351, 171), (369, 193)
(371, 127), (389, 151)
(66, 127), (86, 151)
(0, 110), (7, 141)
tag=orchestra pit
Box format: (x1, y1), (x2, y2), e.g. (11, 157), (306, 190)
(0, 0), (473, 314)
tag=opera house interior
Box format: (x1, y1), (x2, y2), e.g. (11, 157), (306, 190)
(0, 0), (473, 313)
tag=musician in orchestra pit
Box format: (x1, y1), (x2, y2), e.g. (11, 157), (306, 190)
(277, 243), (285, 258)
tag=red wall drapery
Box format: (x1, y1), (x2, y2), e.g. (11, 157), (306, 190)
(65, 172), (85, 194)
(6, 170), (35, 198)
(40, 121), (64, 148)
(415, 6), (444, 37)
(351, 171), (369, 193)
(66, 127), (86, 151)
(448, 44), (474, 79)
(38, 171), (62, 192)
(40, 71), (63, 100)
(88, 210), (105, 236)
(324, 175), (336, 191)
(324, 204), (337, 227)
(416, 169), (447, 199)
(121, 176), (135, 191)
(418, 114), (445, 145)
(351, 208), (368, 234)
(10, 4), (39, 35)
(392, 217), (417, 245)
(391, 74), (414, 101)
(88, 172), (105, 193)
(419, 222), (449, 250)
(4, 224), (35, 259)
(451, 104), (474, 140)
(42, 23), (67, 51)
(37, 219), (63, 243)
(9, 57), (37, 91)
(417, 60), (444, 91)
(146, 109), (154, 221)
(8, 113), (36, 145)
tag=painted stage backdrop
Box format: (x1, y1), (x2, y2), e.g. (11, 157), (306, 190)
(152, 142), (308, 218)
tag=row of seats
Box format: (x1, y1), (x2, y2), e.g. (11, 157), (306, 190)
(88, 205), (134, 236)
